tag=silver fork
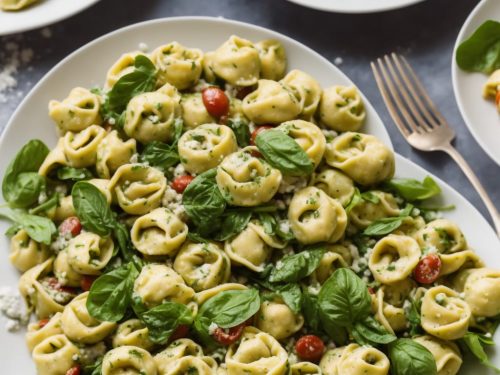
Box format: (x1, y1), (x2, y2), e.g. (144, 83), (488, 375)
(371, 53), (500, 237)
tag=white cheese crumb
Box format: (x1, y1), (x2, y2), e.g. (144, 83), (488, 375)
(5, 319), (20, 332)
(162, 185), (186, 220)
(321, 128), (338, 140)
(334, 57), (343, 65)
(129, 153), (139, 163)
(0, 286), (29, 330)
(138, 42), (149, 52)
(108, 117), (116, 125)
(174, 163), (186, 177)
(208, 322), (219, 335)
(278, 175), (307, 194)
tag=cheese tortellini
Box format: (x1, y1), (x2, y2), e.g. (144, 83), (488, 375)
(319, 85), (366, 131)
(349, 191), (400, 228)
(309, 167), (355, 206)
(96, 130), (136, 178)
(256, 299), (304, 340)
(281, 70), (321, 120)
(104, 51), (146, 89)
(325, 132), (395, 186)
(414, 219), (467, 253)
(62, 124), (106, 168)
(66, 232), (114, 275)
(178, 123), (238, 174)
(32, 334), (79, 375)
(48, 87), (102, 133)
(102, 346), (157, 375)
(255, 39), (286, 80)
(216, 147), (282, 206)
(320, 344), (390, 375)
(112, 319), (154, 350)
(154, 339), (217, 374)
(181, 93), (215, 129)
(9, 229), (50, 272)
(288, 187), (347, 244)
(413, 335), (462, 375)
(483, 69), (500, 100)
(131, 208), (188, 256)
(310, 244), (352, 284)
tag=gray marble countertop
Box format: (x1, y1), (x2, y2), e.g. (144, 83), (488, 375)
(0, 0), (498, 225)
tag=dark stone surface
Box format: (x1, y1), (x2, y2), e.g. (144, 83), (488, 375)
(0, 0), (498, 225)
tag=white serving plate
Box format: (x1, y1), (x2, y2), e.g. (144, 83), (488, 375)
(287, 0), (426, 14)
(0, 0), (100, 36)
(452, 0), (500, 166)
(0, 17), (498, 374)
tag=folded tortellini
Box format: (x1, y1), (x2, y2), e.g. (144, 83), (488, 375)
(101, 346), (157, 375)
(131, 208), (188, 257)
(61, 292), (116, 344)
(9, 229), (50, 272)
(310, 244), (352, 284)
(151, 42), (204, 90)
(281, 70), (321, 120)
(413, 335), (462, 375)
(439, 249), (483, 276)
(226, 327), (289, 375)
(133, 264), (195, 308)
(225, 221), (285, 272)
(216, 147), (282, 207)
(155, 338), (217, 374)
(112, 319), (154, 350)
(320, 344), (389, 375)
(369, 234), (421, 285)
(256, 299), (304, 340)
(319, 85), (366, 132)
(178, 123), (238, 174)
(105, 51), (147, 89)
(26, 312), (64, 352)
(278, 120), (326, 168)
(32, 334), (79, 375)
(242, 79), (301, 124)
(210, 35), (260, 86)
(349, 191), (400, 228)
(420, 285), (471, 340)
(96, 130), (137, 179)
(66, 232), (114, 275)
(109, 163), (167, 215)
(181, 93), (215, 129)
(54, 249), (83, 288)
(325, 132), (395, 186)
(38, 138), (68, 176)
(483, 69), (500, 99)
(288, 187), (347, 244)
(453, 268), (500, 317)
(124, 83), (181, 144)
(309, 167), (355, 206)
(290, 362), (322, 375)
(62, 124), (107, 168)
(255, 39), (287, 81)
(48, 87), (102, 133)
(173, 241), (231, 291)
(414, 219), (467, 253)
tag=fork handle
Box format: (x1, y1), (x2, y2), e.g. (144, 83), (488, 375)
(440, 143), (500, 237)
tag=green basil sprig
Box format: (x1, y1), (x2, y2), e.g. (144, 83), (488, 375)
(255, 129), (313, 176)
(107, 55), (157, 113)
(461, 331), (500, 372)
(389, 339), (437, 375)
(386, 176), (441, 201)
(456, 20), (500, 74)
(352, 316), (397, 346)
(213, 211), (252, 241)
(2, 139), (49, 208)
(56, 167), (93, 181)
(363, 204), (413, 236)
(227, 118), (250, 147)
(0, 208), (56, 245)
(86, 262), (138, 322)
(140, 302), (193, 344)
(269, 247), (325, 283)
(29, 193), (60, 215)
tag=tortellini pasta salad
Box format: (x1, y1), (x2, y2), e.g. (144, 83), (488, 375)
(2, 35), (499, 375)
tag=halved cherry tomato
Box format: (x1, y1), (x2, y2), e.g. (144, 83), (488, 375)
(38, 318), (50, 328)
(80, 275), (97, 292)
(211, 319), (253, 346)
(496, 91), (500, 106)
(202, 87), (229, 118)
(169, 324), (190, 342)
(66, 366), (81, 375)
(172, 175), (195, 194)
(46, 277), (78, 294)
(250, 125), (274, 146)
(413, 254), (441, 284)
(295, 335), (325, 362)
(59, 217), (82, 237)
(368, 287), (375, 295)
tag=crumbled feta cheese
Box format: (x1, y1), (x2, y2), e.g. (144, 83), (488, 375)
(321, 128), (338, 140)
(108, 117), (116, 125)
(54, 184), (68, 195)
(37, 191), (47, 204)
(435, 293), (447, 305)
(208, 322), (219, 335)
(50, 232), (72, 254)
(162, 186), (186, 220)
(0, 286), (29, 330)
(174, 163), (186, 177)
(5, 319), (20, 332)
(278, 175), (307, 194)
(278, 220), (290, 234)
(138, 42), (149, 52)
(129, 153), (139, 163)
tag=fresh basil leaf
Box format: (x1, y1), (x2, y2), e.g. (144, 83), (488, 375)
(139, 141), (180, 172)
(318, 268), (371, 328)
(197, 289), (260, 329)
(389, 339), (437, 375)
(456, 20), (500, 74)
(361, 191), (380, 204)
(363, 217), (406, 236)
(274, 283), (302, 314)
(5, 224), (21, 237)
(344, 188), (362, 212)
(269, 247), (325, 283)
(140, 302), (193, 344)
(2, 140), (49, 208)
(56, 167), (93, 181)
(107, 55), (157, 113)
(213, 211), (251, 241)
(29, 193), (60, 215)
(255, 129), (314, 176)
(183, 169), (226, 234)
(407, 297), (423, 336)
(113, 222), (143, 268)
(0, 208), (56, 245)
(351, 316), (396, 346)
(386, 176), (441, 201)
(187, 231), (209, 244)
(302, 292), (321, 332)
(87, 262), (138, 322)
(257, 212), (294, 241)
(83, 357), (103, 375)
(72, 181), (115, 236)
(320, 309), (349, 345)
(461, 332), (500, 371)
(227, 118), (250, 147)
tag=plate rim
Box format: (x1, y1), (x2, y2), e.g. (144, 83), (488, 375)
(451, 0), (500, 166)
(286, 0), (426, 14)
(0, 0), (101, 36)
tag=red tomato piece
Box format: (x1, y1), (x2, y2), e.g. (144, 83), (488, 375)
(496, 91), (500, 106)
(202, 87), (229, 118)
(236, 86), (254, 100)
(59, 217), (82, 237)
(295, 335), (325, 362)
(169, 324), (190, 342)
(171, 175), (195, 194)
(66, 366), (81, 375)
(211, 322), (249, 346)
(413, 254), (442, 284)
(80, 275), (97, 292)
(38, 318), (50, 328)
(46, 277), (77, 294)
(250, 125), (274, 146)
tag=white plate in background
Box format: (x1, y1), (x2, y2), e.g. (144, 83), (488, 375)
(452, 0), (500, 165)
(287, 0), (426, 14)
(0, 0), (100, 36)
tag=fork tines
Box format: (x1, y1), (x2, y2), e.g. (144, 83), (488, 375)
(371, 53), (448, 137)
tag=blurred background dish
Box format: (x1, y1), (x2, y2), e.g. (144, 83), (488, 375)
(287, 0), (426, 13)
